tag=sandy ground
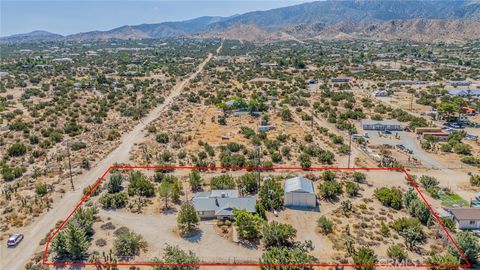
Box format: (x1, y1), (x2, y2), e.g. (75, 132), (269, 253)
(96, 209), (262, 263)
(0, 46), (219, 270)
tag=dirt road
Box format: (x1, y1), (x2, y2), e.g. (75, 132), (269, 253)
(1, 45), (219, 270)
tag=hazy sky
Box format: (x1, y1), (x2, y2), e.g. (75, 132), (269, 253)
(0, 0), (312, 37)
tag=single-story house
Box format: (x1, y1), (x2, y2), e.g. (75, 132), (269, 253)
(331, 77), (350, 83)
(192, 190), (256, 220)
(361, 119), (402, 131)
(373, 90), (389, 97)
(284, 177), (316, 208)
(447, 89), (480, 97)
(448, 80), (472, 86)
(448, 207), (480, 230)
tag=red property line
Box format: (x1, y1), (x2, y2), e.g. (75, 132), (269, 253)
(41, 165), (472, 268)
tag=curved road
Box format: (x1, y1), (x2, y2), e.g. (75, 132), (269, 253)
(1, 44), (220, 270)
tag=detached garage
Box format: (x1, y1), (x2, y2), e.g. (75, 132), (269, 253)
(284, 177), (316, 208)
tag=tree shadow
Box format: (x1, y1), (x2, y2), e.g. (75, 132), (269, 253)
(161, 207), (178, 215)
(183, 229), (203, 243)
(238, 238), (260, 250)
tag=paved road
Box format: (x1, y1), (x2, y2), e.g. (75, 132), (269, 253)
(0, 45), (220, 270)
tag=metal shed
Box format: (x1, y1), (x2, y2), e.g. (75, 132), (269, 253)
(284, 177), (316, 208)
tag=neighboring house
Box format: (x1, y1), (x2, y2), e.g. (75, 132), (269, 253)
(373, 90), (389, 97)
(258, 125), (274, 132)
(448, 80), (472, 86)
(361, 119), (402, 131)
(331, 77), (350, 83)
(192, 190), (256, 220)
(447, 89), (480, 97)
(448, 208), (480, 230)
(284, 177), (316, 208)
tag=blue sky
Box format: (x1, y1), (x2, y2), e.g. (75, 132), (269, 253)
(0, 0), (311, 37)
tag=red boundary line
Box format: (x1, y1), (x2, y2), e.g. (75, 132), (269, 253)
(41, 165), (472, 268)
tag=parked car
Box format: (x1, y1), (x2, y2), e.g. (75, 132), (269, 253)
(7, 233), (24, 247)
(384, 130), (392, 134)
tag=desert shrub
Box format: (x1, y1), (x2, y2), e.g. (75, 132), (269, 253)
(8, 142), (27, 157)
(345, 181), (360, 197)
(156, 133), (169, 144)
(470, 174), (480, 187)
(127, 172), (155, 197)
(317, 216), (334, 234)
(114, 231), (147, 257)
(375, 187), (402, 209)
(318, 180), (342, 199)
(100, 192), (127, 209)
(35, 183), (48, 196)
(70, 141), (86, 151)
(387, 244), (408, 261)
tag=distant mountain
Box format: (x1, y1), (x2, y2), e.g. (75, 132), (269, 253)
(207, 0), (480, 30)
(2, 1), (480, 43)
(0, 30), (63, 44)
(66, 16), (228, 41)
(197, 19), (480, 42)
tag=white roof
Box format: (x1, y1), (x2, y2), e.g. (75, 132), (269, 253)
(284, 177), (314, 194)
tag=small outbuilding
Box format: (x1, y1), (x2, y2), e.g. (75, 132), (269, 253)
(284, 177), (316, 208)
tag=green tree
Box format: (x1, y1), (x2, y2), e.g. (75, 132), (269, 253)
(233, 209), (263, 240)
(260, 247), (314, 270)
(188, 169), (203, 191)
(448, 231), (480, 264)
(262, 221), (297, 248)
(353, 247), (378, 270)
(259, 178), (284, 211)
(177, 202), (199, 235)
(65, 223), (89, 260)
(114, 231), (147, 257)
(210, 175), (236, 190)
(153, 245), (199, 270)
(108, 173), (123, 193)
(236, 173), (258, 195)
(51, 230), (69, 258)
(127, 172), (155, 197)
(426, 253), (459, 270)
(159, 181), (173, 209)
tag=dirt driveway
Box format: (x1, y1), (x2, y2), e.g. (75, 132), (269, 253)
(99, 209), (262, 263)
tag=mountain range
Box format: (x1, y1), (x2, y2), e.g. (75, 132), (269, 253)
(2, 0), (480, 43)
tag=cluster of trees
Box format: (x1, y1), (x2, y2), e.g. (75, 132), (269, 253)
(51, 207), (97, 260)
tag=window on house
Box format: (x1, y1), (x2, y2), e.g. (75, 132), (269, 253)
(469, 220), (475, 225)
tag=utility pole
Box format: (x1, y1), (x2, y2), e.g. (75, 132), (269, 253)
(66, 141), (75, 190)
(311, 106), (315, 131)
(347, 132), (352, 168)
(255, 145), (261, 192)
